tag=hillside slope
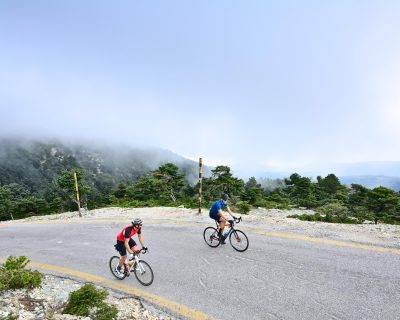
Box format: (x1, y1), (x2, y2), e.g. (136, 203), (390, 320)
(0, 138), (205, 196)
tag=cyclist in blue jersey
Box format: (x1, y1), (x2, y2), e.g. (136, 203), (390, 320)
(209, 193), (236, 244)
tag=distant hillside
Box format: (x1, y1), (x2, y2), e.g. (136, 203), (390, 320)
(0, 138), (207, 196)
(340, 176), (400, 191)
(330, 161), (400, 177)
(247, 161), (400, 191)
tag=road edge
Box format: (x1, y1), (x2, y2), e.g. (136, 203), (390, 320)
(0, 258), (212, 320)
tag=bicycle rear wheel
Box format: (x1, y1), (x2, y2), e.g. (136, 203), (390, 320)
(109, 256), (126, 280)
(134, 260), (154, 286)
(203, 227), (220, 248)
(229, 229), (249, 252)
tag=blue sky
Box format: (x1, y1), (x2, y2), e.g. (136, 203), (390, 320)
(1, 1), (400, 176)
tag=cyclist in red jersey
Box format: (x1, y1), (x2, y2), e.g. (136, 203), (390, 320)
(114, 218), (147, 275)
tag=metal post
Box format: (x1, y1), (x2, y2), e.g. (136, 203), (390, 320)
(198, 157), (203, 214)
(73, 171), (82, 217)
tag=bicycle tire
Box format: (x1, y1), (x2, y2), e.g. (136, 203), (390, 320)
(229, 229), (249, 252)
(134, 260), (154, 286)
(203, 227), (220, 248)
(109, 256), (126, 280)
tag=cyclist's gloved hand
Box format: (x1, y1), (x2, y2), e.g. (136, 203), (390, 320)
(142, 246), (148, 251)
(228, 219), (234, 226)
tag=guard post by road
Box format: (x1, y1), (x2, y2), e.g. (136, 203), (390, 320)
(198, 157), (203, 214)
(73, 171), (82, 217)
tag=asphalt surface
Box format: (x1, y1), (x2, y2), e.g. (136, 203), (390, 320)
(1, 221), (400, 320)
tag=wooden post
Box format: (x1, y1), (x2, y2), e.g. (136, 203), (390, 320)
(73, 171), (82, 217)
(198, 157), (203, 214)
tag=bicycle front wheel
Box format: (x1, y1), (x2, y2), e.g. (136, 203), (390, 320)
(109, 256), (126, 280)
(134, 260), (154, 286)
(229, 229), (249, 252)
(203, 227), (220, 248)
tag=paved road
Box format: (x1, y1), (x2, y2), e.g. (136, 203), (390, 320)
(1, 221), (400, 320)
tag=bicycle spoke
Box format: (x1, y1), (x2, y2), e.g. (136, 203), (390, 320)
(229, 229), (249, 252)
(134, 260), (154, 286)
(203, 227), (221, 248)
(109, 256), (126, 280)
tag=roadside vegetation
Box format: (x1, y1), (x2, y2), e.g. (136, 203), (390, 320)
(0, 256), (42, 292)
(1, 140), (399, 225)
(0, 256), (42, 319)
(1, 159), (400, 225)
(0, 256), (118, 320)
(63, 283), (118, 320)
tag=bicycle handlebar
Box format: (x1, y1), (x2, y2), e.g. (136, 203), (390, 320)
(229, 217), (242, 226)
(234, 217), (242, 223)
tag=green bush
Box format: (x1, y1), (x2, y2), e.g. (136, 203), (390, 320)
(118, 199), (143, 208)
(314, 201), (361, 224)
(6, 269), (42, 290)
(235, 201), (251, 215)
(63, 283), (117, 320)
(94, 303), (119, 320)
(288, 213), (360, 224)
(254, 199), (275, 209)
(316, 201), (350, 217)
(254, 198), (291, 210)
(351, 206), (373, 223)
(3, 256), (29, 270)
(0, 256), (42, 292)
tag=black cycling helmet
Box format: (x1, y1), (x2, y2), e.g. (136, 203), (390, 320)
(132, 218), (143, 226)
(221, 193), (229, 201)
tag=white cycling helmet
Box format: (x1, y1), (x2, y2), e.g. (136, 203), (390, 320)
(132, 218), (143, 226)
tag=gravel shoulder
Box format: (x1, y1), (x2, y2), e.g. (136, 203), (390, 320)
(3, 206), (400, 249)
(0, 274), (172, 320)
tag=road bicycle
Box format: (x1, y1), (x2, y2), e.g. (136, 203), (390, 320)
(203, 217), (249, 252)
(109, 248), (154, 286)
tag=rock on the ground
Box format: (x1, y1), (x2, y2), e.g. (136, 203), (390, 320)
(0, 275), (171, 320)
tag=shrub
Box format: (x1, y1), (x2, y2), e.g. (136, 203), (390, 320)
(316, 201), (350, 217)
(94, 303), (119, 320)
(120, 199), (143, 208)
(6, 269), (42, 290)
(255, 199), (291, 210)
(4, 313), (18, 320)
(236, 201), (251, 215)
(3, 255), (30, 270)
(0, 256), (42, 292)
(351, 206), (374, 223)
(63, 283), (117, 320)
(288, 213), (360, 224)
(254, 199), (275, 209)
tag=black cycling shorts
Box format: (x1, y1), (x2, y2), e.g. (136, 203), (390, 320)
(114, 239), (137, 256)
(209, 211), (221, 222)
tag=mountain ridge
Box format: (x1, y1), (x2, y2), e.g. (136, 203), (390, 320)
(0, 137), (207, 196)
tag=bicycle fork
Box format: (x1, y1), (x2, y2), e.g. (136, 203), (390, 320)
(232, 230), (241, 242)
(134, 255), (146, 274)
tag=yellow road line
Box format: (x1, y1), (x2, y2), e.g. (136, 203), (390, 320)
(151, 221), (400, 256)
(246, 228), (400, 256)
(0, 258), (211, 320)
(3, 218), (400, 256)
(166, 221), (400, 256)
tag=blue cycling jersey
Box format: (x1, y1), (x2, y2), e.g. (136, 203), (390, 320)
(209, 200), (227, 214)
